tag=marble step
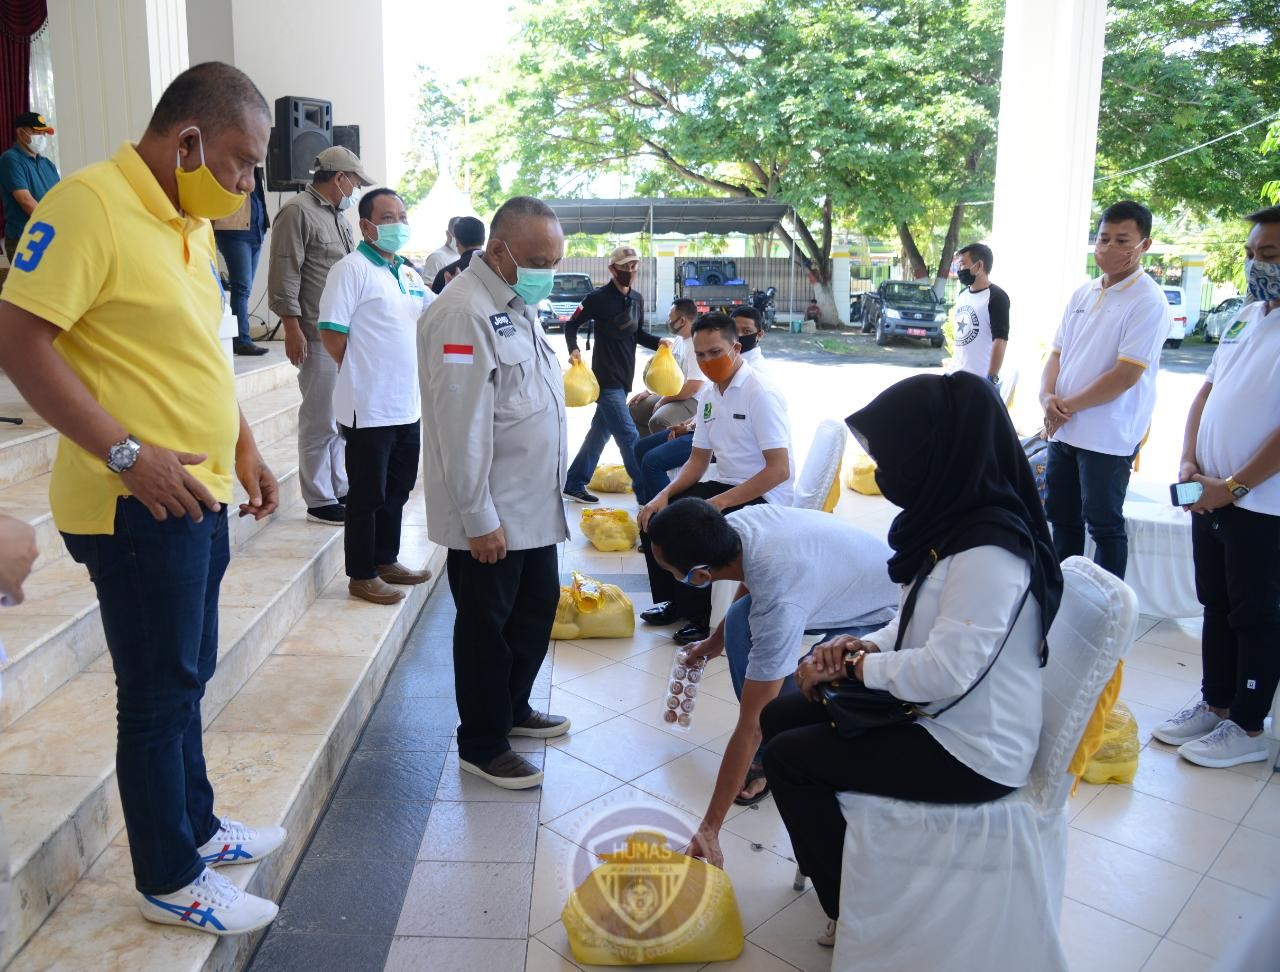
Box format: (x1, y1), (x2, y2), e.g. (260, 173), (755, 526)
(0, 356), (296, 494)
(5, 523), (444, 972)
(0, 429), (307, 735)
(0, 495), (378, 964)
(0, 382), (302, 576)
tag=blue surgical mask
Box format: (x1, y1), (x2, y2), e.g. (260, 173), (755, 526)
(336, 173), (359, 212)
(503, 241), (555, 305)
(372, 222), (411, 253)
(679, 564), (712, 589)
(1246, 258), (1280, 303)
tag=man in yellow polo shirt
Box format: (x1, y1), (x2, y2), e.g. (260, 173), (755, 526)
(0, 62), (285, 937)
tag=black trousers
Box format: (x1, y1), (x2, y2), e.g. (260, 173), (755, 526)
(640, 481), (767, 623)
(341, 420), (420, 580)
(760, 693), (1014, 920)
(447, 544), (559, 764)
(1192, 505), (1280, 732)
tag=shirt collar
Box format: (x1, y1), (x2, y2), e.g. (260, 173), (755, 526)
(471, 253), (521, 310)
(113, 142), (182, 225)
(1094, 269), (1147, 295)
(305, 184), (339, 212)
(357, 240), (403, 270)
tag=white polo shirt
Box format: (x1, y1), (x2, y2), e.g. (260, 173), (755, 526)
(671, 334), (703, 381)
(742, 346), (766, 371)
(1197, 301), (1280, 516)
(692, 360), (794, 504)
(319, 242), (434, 428)
(1050, 270), (1168, 456)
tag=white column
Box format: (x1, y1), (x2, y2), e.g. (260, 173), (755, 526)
(1182, 253), (1206, 328)
(655, 243), (677, 317)
(831, 246), (852, 325)
(46, 0), (190, 174)
(990, 0), (1106, 422)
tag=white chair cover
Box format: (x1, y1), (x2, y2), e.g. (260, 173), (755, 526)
(832, 557), (1139, 972)
(792, 418), (847, 511)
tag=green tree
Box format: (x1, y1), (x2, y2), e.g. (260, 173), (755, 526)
(489, 0), (1004, 321)
(1097, 1), (1280, 218)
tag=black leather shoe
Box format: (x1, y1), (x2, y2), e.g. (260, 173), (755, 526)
(640, 600), (681, 625)
(673, 621), (710, 645)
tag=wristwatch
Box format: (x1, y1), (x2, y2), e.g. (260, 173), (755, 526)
(988, 374), (1001, 386)
(106, 435), (142, 474)
(843, 649), (866, 682)
(1225, 475), (1251, 500)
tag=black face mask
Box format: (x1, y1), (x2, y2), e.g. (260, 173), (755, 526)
(957, 267), (977, 288)
(613, 268), (633, 288)
(738, 332), (759, 353)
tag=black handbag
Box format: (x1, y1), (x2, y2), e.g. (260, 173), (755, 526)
(819, 544), (1032, 738)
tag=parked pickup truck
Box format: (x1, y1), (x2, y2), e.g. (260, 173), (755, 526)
(678, 259), (750, 314)
(861, 280), (948, 347)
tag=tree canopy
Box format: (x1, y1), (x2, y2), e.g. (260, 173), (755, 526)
(400, 0), (1280, 312)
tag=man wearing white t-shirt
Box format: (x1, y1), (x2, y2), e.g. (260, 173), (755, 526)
(1156, 206), (1280, 770)
(1039, 200), (1168, 578)
(730, 305), (767, 370)
(628, 298), (704, 434)
(319, 189), (435, 604)
(951, 243), (1010, 385)
(646, 500), (898, 859)
(638, 313), (794, 644)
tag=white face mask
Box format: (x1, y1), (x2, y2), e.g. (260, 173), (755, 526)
(27, 134), (48, 155)
(336, 172), (360, 211)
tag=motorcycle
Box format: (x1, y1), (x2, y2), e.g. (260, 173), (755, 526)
(749, 286), (777, 328)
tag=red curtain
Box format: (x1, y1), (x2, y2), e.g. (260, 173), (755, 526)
(0, 1), (48, 149)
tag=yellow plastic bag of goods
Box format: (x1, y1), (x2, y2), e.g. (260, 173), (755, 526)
(581, 508), (639, 552)
(562, 831), (745, 966)
(643, 343), (685, 397)
(565, 359), (600, 407)
(843, 451), (881, 496)
(551, 573), (636, 640)
(1082, 700), (1140, 785)
(589, 464), (633, 493)
(1068, 662), (1129, 791)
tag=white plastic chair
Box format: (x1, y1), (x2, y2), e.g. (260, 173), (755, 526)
(825, 557), (1139, 972)
(792, 418), (846, 511)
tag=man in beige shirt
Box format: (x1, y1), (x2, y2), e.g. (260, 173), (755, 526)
(267, 145), (373, 525)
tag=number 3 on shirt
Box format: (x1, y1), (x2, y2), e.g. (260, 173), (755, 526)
(13, 221), (55, 272)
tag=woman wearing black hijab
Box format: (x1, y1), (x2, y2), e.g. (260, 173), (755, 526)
(760, 372), (1064, 940)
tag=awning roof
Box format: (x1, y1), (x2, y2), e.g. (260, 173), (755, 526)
(545, 198), (790, 236)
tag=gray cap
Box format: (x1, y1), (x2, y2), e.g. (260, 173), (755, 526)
(313, 146), (375, 186)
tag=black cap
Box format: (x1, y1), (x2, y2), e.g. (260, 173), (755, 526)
(15, 112), (54, 134)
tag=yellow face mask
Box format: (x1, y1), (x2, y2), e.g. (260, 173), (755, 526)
(174, 126), (246, 220)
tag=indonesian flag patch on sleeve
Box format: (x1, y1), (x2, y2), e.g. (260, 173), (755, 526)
(442, 343), (474, 364)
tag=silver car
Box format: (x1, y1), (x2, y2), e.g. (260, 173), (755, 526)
(1202, 296), (1244, 343)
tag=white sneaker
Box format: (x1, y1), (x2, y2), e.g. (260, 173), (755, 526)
(1177, 720), (1269, 768)
(139, 867), (278, 935)
(198, 819), (286, 867)
(817, 918), (837, 947)
(1152, 701), (1223, 746)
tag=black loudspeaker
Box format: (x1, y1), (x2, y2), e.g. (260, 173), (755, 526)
(266, 95), (332, 191)
(333, 125), (360, 158)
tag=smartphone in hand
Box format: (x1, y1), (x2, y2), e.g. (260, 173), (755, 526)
(1170, 481), (1204, 506)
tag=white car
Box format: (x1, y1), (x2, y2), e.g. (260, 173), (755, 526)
(1202, 296), (1244, 343)
(1162, 286), (1187, 349)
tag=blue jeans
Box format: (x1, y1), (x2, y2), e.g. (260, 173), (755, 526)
(62, 499), (228, 895)
(215, 230), (263, 343)
(1044, 440), (1134, 578)
(566, 387), (642, 492)
(633, 430), (695, 505)
(724, 594), (882, 763)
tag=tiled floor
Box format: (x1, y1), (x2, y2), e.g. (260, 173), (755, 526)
(248, 490), (1279, 972)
